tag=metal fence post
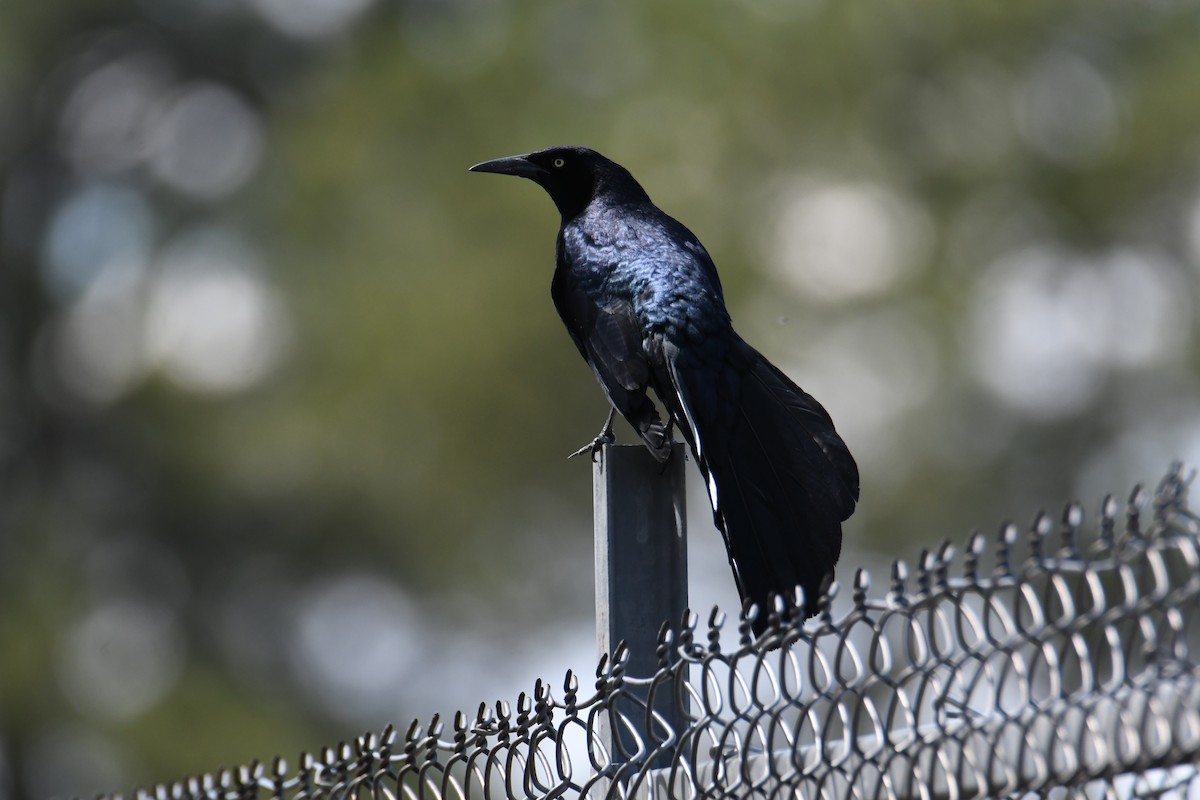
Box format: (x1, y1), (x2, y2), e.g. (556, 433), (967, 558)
(593, 442), (688, 765)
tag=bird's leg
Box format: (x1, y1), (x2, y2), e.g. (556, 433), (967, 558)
(656, 417), (678, 474)
(568, 407), (616, 461)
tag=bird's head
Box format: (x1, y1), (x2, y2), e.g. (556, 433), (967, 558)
(469, 145), (646, 220)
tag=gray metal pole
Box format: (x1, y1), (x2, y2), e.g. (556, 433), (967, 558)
(593, 442), (688, 765)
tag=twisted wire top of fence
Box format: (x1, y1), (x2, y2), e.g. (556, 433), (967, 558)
(108, 465), (1200, 800)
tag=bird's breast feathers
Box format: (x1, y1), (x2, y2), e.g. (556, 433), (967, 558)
(561, 216), (728, 339)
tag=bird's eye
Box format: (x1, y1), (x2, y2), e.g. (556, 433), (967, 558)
(553, 158), (565, 168)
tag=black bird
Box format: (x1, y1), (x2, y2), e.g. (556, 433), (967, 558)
(470, 146), (859, 632)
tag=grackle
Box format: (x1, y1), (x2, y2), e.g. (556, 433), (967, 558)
(470, 146), (859, 633)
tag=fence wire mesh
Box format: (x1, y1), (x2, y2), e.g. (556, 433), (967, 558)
(106, 465), (1200, 800)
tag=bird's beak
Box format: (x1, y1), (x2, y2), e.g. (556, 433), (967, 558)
(468, 154), (547, 179)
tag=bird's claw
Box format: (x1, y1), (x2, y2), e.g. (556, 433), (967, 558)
(568, 409), (617, 461)
(568, 429), (615, 461)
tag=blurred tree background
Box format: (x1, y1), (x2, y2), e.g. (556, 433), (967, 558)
(2, 0), (1199, 796)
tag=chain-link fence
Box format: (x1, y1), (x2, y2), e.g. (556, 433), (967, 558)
(104, 465), (1200, 800)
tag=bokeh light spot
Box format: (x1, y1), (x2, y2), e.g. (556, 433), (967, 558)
(1015, 51), (1119, 165)
(144, 227), (290, 394)
(48, 289), (146, 406)
(969, 246), (1190, 418)
(290, 574), (424, 723)
(252, 0), (376, 40)
(58, 51), (174, 175)
(149, 83), (264, 200)
(57, 600), (185, 722)
(42, 183), (153, 301)
(771, 180), (932, 302)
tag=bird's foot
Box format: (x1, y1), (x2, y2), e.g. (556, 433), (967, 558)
(568, 409), (616, 461)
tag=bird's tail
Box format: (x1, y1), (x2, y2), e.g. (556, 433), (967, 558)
(664, 336), (859, 634)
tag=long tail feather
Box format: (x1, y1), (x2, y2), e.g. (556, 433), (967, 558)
(666, 336), (858, 633)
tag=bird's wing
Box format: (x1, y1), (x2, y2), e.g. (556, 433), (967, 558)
(551, 246), (671, 460)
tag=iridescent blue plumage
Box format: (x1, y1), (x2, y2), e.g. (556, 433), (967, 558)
(559, 202), (729, 342)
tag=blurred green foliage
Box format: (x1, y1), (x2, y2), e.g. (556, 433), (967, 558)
(2, 0), (1199, 796)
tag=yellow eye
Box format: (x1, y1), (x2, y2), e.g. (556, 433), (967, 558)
(553, 158), (565, 168)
